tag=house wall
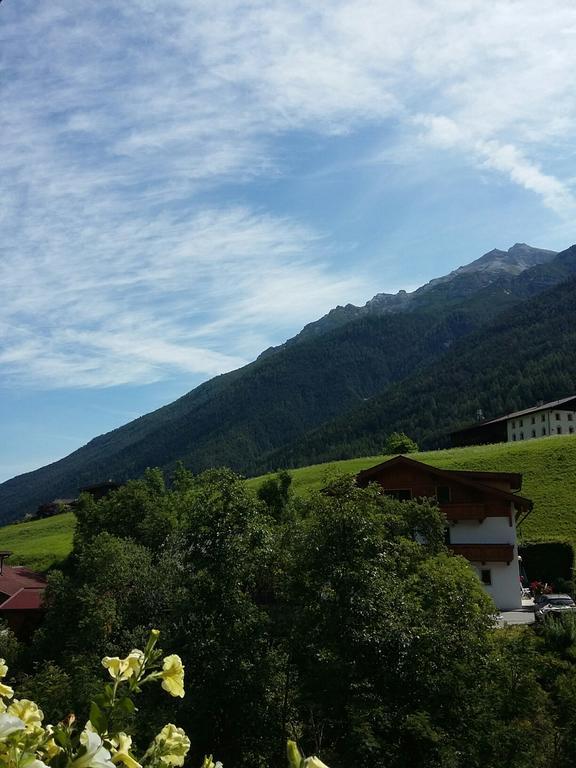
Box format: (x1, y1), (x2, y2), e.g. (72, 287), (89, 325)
(507, 408), (576, 442)
(470, 556), (521, 612)
(361, 464), (522, 611)
(449, 516), (514, 545)
(449, 510), (521, 611)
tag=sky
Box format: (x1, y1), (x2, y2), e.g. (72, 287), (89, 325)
(2, 0), (576, 482)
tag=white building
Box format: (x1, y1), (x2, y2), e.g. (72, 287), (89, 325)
(356, 455), (532, 611)
(506, 398), (576, 442)
(451, 395), (576, 446)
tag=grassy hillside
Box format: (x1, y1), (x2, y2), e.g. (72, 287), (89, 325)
(2, 435), (574, 572)
(248, 434), (576, 546)
(0, 512), (75, 572)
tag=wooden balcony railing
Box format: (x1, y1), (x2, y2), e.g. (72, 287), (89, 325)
(449, 543), (514, 564)
(442, 502), (512, 522)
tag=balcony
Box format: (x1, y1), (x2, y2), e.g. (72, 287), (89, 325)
(442, 502), (511, 522)
(449, 543), (514, 564)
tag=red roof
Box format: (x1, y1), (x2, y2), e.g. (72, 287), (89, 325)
(0, 588), (44, 611)
(0, 567), (46, 598)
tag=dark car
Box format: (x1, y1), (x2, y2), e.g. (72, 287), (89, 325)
(534, 594), (576, 622)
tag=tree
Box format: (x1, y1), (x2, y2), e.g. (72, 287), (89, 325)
(257, 470), (293, 520)
(384, 431), (419, 454)
(286, 480), (494, 767)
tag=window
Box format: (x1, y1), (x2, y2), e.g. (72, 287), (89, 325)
(556, 413), (561, 420)
(542, 414), (546, 422)
(558, 426), (562, 434)
(519, 419), (523, 426)
(531, 416), (536, 425)
(512, 433), (516, 441)
(570, 427), (574, 434)
(531, 430), (536, 438)
(569, 413), (574, 422)
(542, 427), (547, 436)
(520, 432), (524, 440)
(512, 420), (516, 428)
(384, 489), (412, 501)
(436, 486), (451, 504)
(480, 569), (492, 586)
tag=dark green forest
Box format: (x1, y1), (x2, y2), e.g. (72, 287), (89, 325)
(265, 274), (576, 469)
(6, 469), (576, 768)
(1, 245), (575, 523)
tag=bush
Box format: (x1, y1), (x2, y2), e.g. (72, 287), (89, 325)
(0, 631), (327, 768)
(520, 542), (574, 585)
(384, 432), (419, 454)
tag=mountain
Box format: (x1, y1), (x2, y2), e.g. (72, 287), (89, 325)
(0, 242), (569, 524)
(271, 243), (557, 347)
(263, 261), (576, 469)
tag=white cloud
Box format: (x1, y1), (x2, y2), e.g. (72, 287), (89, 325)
(2, 0), (576, 389)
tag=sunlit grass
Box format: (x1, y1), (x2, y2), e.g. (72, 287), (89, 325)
(247, 435), (576, 546)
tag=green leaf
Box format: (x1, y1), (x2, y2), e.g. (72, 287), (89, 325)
(89, 700), (108, 734)
(116, 696), (136, 715)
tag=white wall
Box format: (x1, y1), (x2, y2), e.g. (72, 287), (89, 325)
(450, 505), (521, 611)
(450, 516), (515, 545)
(507, 408), (576, 442)
(471, 553), (522, 612)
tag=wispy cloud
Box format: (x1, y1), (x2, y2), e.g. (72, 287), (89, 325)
(2, 1), (576, 388)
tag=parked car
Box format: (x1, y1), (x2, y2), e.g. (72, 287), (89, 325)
(534, 594), (576, 622)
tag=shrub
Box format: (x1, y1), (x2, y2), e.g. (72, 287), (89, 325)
(384, 432), (419, 454)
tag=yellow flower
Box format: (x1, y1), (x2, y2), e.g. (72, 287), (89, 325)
(110, 732), (142, 768)
(287, 741), (303, 768)
(101, 653), (142, 682)
(201, 757), (223, 768)
(71, 730), (114, 768)
(0, 682), (14, 700)
(150, 724), (190, 766)
(303, 758), (330, 768)
(43, 727), (62, 759)
(8, 699), (44, 729)
(287, 742), (330, 768)
(0, 661), (7, 679)
(160, 656), (185, 698)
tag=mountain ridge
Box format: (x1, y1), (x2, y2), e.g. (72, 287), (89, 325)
(0, 242), (570, 524)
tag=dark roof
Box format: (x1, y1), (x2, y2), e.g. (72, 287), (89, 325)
(451, 395), (576, 435)
(0, 566), (47, 597)
(79, 481), (121, 493)
(356, 455), (532, 510)
(0, 587), (44, 611)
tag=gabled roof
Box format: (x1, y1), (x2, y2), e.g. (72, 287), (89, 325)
(451, 395), (576, 435)
(356, 455), (532, 511)
(0, 587), (44, 611)
(0, 566), (47, 598)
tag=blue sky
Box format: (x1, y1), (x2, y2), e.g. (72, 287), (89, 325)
(2, 0), (576, 482)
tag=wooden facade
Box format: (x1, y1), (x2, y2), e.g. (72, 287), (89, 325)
(356, 455), (531, 609)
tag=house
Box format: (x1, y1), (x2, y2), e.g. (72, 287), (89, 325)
(356, 456), (532, 611)
(79, 480), (122, 502)
(0, 557), (46, 638)
(451, 395), (576, 447)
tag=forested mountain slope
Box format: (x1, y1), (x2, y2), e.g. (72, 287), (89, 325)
(0, 242), (572, 523)
(0, 308), (478, 522)
(264, 274), (576, 469)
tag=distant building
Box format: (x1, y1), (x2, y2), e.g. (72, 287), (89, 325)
(0, 559), (46, 638)
(79, 480), (122, 502)
(451, 395), (576, 447)
(356, 455), (532, 611)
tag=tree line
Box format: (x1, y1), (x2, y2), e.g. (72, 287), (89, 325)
(2, 466), (576, 767)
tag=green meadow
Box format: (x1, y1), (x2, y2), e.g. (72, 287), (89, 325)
(0, 511), (76, 572)
(246, 434), (576, 547)
(2, 435), (575, 571)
